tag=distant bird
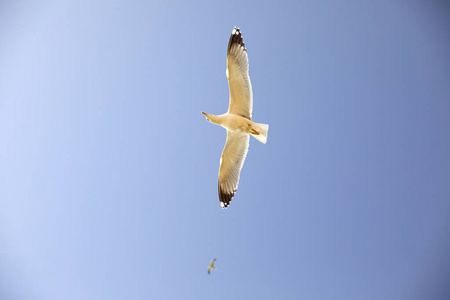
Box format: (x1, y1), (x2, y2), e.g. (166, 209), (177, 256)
(202, 27), (269, 209)
(207, 258), (217, 274)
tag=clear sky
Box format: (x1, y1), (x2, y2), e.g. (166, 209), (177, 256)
(1, 1), (450, 299)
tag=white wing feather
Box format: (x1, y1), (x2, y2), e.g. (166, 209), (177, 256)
(227, 27), (253, 120)
(218, 131), (249, 208)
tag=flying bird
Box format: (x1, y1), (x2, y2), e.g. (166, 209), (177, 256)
(202, 27), (269, 209)
(207, 258), (217, 274)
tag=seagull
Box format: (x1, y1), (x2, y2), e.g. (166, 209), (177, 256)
(207, 258), (217, 274)
(202, 27), (269, 209)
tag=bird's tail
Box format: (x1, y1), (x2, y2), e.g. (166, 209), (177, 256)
(252, 123), (269, 144)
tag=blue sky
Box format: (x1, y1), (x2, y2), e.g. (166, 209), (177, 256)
(1, 1), (449, 299)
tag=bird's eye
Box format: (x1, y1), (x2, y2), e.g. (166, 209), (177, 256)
(207, 118), (210, 121)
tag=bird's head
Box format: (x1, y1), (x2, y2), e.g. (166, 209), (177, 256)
(202, 112), (211, 122)
(202, 112), (222, 125)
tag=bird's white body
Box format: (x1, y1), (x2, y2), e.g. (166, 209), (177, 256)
(202, 112), (268, 144)
(202, 27), (269, 208)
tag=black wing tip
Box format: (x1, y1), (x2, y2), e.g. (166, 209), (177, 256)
(219, 185), (236, 209)
(227, 26), (246, 53)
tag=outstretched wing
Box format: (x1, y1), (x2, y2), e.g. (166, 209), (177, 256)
(218, 131), (249, 208)
(227, 27), (253, 120)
